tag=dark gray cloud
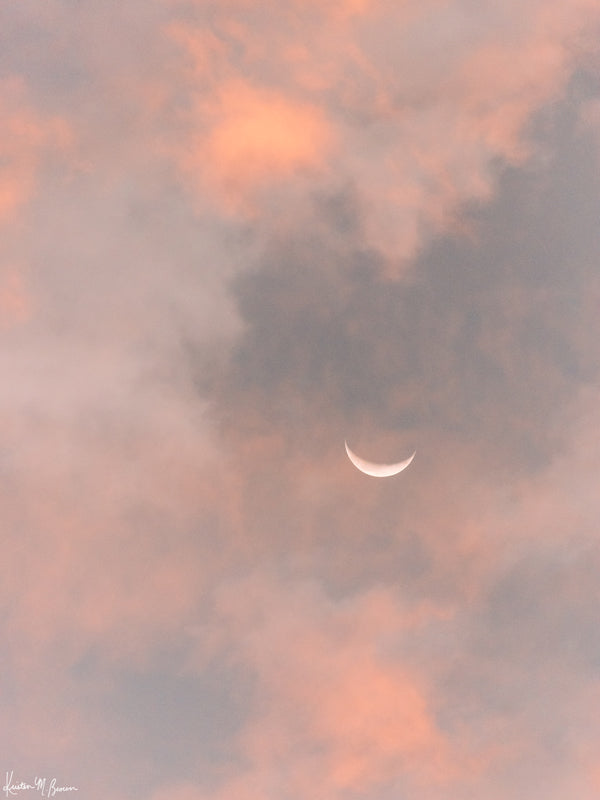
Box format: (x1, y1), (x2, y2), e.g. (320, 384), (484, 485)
(200, 93), (600, 475)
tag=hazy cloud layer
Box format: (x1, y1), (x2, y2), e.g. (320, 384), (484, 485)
(2, 2), (600, 799)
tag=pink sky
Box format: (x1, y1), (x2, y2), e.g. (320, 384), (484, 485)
(2, 1), (600, 798)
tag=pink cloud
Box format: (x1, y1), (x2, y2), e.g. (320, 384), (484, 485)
(176, 77), (335, 213)
(2, 3), (600, 797)
(182, 576), (464, 799)
(0, 265), (34, 327)
(0, 343), (227, 672)
(164, 0), (600, 261)
(0, 78), (70, 223)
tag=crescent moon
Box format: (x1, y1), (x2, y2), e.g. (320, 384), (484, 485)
(344, 440), (416, 477)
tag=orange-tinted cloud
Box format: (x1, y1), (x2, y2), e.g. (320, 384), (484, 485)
(0, 266), (34, 327)
(0, 78), (70, 223)
(171, 66), (334, 212)
(166, 0), (600, 258)
(182, 577), (462, 799)
(0, 346), (225, 673)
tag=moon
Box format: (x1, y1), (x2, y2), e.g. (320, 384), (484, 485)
(344, 440), (416, 477)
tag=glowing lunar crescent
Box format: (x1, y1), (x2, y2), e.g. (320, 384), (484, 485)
(344, 440), (416, 477)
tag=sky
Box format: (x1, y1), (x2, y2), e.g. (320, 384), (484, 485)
(2, 1), (600, 798)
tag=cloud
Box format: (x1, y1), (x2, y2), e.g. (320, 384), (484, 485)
(175, 76), (335, 213)
(164, 0), (600, 259)
(0, 265), (34, 327)
(182, 576), (460, 799)
(0, 77), (70, 223)
(160, 93), (600, 799)
(201, 92), (600, 472)
(3, 2), (600, 799)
